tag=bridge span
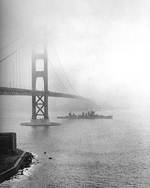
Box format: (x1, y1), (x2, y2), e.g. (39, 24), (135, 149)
(0, 87), (85, 100)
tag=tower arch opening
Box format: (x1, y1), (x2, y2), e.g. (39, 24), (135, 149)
(36, 77), (44, 91)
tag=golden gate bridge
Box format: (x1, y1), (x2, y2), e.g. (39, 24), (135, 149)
(0, 40), (86, 125)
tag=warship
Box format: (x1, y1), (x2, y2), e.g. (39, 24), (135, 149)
(57, 111), (113, 120)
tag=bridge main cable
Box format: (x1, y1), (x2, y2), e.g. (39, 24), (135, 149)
(0, 50), (17, 63)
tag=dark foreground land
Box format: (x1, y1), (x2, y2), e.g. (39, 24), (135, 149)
(0, 149), (33, 183)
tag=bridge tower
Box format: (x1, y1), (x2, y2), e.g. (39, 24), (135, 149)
(31, 46), (49, 121)
(21, 45), (60, 126)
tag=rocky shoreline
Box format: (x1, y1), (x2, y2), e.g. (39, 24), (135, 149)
(0, 149), (33, 183)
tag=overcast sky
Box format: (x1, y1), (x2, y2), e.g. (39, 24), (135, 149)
(1, 0), (150, 108)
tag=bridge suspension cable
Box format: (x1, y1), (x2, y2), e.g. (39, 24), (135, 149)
(0, 50), (17, 63)
(48, 58), (68, 92)
(0, 39), (30, 90)
(51, 44), (79, 95)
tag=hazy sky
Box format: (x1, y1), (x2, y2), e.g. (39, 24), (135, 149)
(1, 0), (150, 108)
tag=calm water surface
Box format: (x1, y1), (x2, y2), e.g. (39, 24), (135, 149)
(1, 104), (150, 187)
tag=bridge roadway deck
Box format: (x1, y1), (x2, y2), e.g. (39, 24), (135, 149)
(0, 87), (85, 100)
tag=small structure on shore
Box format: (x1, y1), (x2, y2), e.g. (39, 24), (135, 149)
(0, 133), (16, 155)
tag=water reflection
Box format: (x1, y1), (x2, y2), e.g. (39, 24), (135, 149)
(31, 126), (50, 140)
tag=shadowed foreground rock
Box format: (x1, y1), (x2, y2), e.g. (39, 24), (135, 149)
(0, 133), (33, 183)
